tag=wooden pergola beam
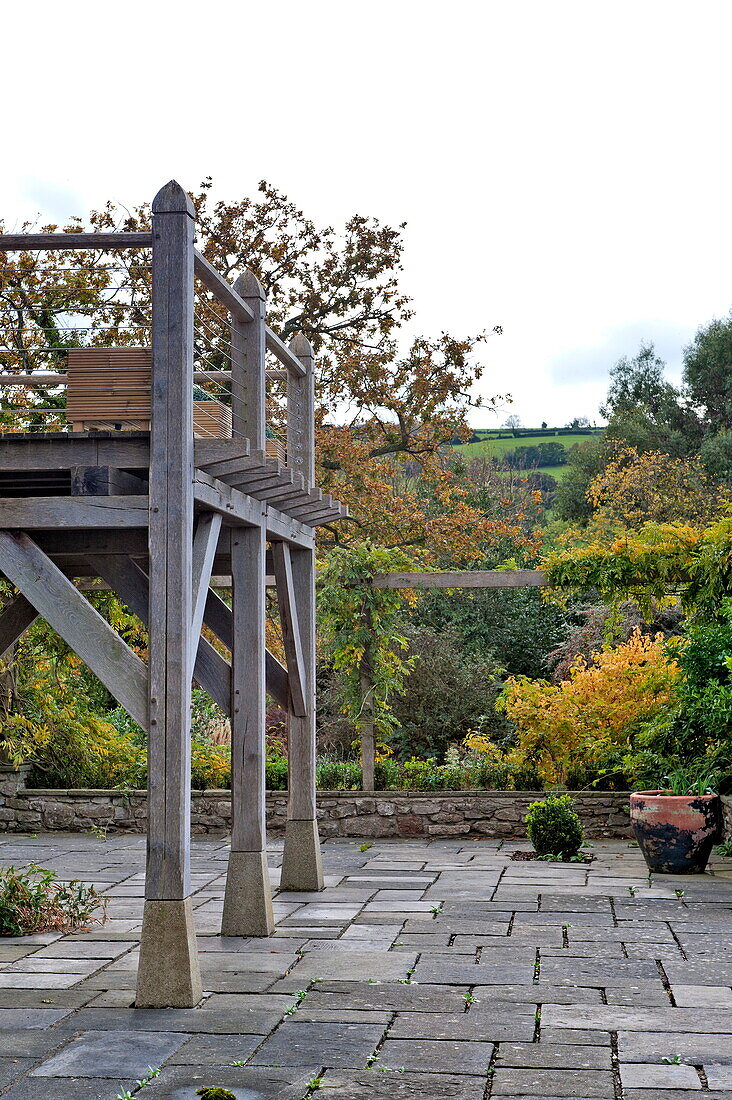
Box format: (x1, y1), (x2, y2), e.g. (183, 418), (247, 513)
(370, 569), (548, 589)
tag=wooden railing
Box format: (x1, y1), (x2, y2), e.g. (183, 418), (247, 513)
(0, 230), (314, 479)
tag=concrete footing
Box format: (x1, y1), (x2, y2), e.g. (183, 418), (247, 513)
(135, 897), (202, 1008)
(221, 850), (275, 936)
(280, 817), (324, 891)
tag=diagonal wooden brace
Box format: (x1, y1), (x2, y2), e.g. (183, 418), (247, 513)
(0, 593), (38, 659)
(271, 540), (307, 717)
(190, 512), (222, 679)
(0, 531), (148, 730)
(89, 554), (231, 716)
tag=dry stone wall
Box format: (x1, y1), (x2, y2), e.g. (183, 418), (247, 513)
(2, 767), (730, 840)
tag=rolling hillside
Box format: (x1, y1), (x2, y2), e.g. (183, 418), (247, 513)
(451, 427), (603, 479)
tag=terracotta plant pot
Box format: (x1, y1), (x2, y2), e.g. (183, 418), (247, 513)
(630, 789), (722, 874)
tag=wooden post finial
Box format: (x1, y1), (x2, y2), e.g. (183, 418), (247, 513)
(234, 269), (265, 301)
(152, 180), (195, 217)
(290, 333), (314, 359)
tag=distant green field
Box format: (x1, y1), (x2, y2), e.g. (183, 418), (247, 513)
(451, 428), (602, 481)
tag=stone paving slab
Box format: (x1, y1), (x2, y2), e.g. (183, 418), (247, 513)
(376, 1037), (494, 1074)
(495, 1041), (612, 1068)
(620, 1061), (702, 1089)
(317, 1069), (486, 1097)
(491, 1067), (615, 1096)
(30, 1027), (189, 1077)
(250, 1020), (384, 1068)
(0, 834), (731, 1097)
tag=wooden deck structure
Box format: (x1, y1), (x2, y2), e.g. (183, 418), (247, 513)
(0, 181), (347, 1007)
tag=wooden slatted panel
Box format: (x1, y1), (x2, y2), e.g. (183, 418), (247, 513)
(66, 347), (232, 438)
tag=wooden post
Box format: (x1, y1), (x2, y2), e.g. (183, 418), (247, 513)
(222, 268), (273, 934)
(287, 335), (315, 488)
(281, 335), (323, 891)
(222, 519), (274, 934)
(360, 618), (376, 790)
(231, 270), (266, 447)
(137, 181), (202, 1008)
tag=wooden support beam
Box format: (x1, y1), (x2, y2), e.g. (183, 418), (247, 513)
(0, 497), (149, 528)
(145, 179), (197, 904)
(370, 569), (547, 589)
(190, 512), (223, 679)
(0, 531), (148, 729)
(0, 593), (38, 659)
(137, 180), (201, 1011)
(280, 542), (323, 891)
(0, 232), (152, 251)
(271, 541), (307, 717)
(0, 434), (151, 472)
(222, 523), (274, 935)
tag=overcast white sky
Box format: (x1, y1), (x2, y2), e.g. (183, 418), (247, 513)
(4, 0), (732, 427)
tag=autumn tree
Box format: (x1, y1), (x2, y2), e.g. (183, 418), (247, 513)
(587, 446), (723, 528)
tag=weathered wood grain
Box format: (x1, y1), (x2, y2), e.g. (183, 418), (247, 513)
(90, 554), (231, 715)
(193, 470), (316, 547)
(0, 497), (149, 528)
(146, 180), (196, 903)
(265, 327), (306, 378)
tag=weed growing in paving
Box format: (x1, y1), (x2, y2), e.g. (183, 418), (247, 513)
(662, 1054), (683, 1064)
(285, 990), (308, 1015)
(463, 991), (477, 1005)
(116, 1067), (160, 1099)
(196, 1089), (238, 1100)
(0, 863), (108, 936)
(675, 889), (686, 899)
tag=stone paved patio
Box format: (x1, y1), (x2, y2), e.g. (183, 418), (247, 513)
(0, 834), (731, 1099)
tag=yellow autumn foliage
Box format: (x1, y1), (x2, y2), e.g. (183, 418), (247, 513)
(486, 631), (680, 787)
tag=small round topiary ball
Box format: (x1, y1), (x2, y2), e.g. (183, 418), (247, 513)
(525, 793), (584, 858)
